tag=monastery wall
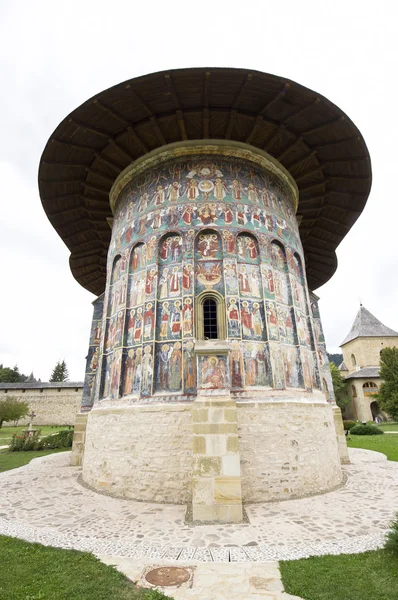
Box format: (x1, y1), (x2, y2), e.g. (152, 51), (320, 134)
(342, 336), (398, 373)
(0, 386), (82, 426)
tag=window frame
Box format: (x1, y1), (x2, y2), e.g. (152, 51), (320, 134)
(195, 290), (226, 341)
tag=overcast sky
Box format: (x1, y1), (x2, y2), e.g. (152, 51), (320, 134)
(1, 0), (397, 381)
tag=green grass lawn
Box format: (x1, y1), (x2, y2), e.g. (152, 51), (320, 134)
(347, 432), (398, 461)
(378, 422), (398, 432)
(280, 550), (398, 600)
(0, 425), (71, 445)
(0, 535), (168, 600)
(0, 448), (70, 473)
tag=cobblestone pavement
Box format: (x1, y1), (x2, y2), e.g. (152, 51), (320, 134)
(0, 448), (395, 563)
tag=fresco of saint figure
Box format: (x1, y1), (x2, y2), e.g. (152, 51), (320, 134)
(141, 346), (153, 395)
(171, 301), (182, 338)
(229, 179), (244, 200)
(145, 268), (157, 297)
(182, 205), (194, 225)
(153, 185), (166, 205)
(169, 266), (181, 296)
(284, 346), (302, 388)
(123, 349), (135, 395)
(227, 298), (240, 337)
(230, 341), (244, 389)
(271, 243), (286, 271)
(133, 307), (142, 344)
(246, 183), (259, 204)
(182, 263), (193, 292)
(102, 353), (111, 398)
(111, 260), (120, 284)
(250, 267), (261, 298)
(133, 348), (142, 393)
(143, 302), (155, 340)
(294, 280), (307, 313)
(197, 204), (216, 226)
(222, 230), (235, 254)
(252, 302), (265, 339)
(274, 271), (290, 305)
(195, 261), (222, 289)
(183, 298), (193, 336)
(236, 204), (246, 226)
(159, 302), (170, 339)
(167, 182), (181, 203)
(241, 300), (253, 338)
(110, 349), (122, 400)
(266, 301), (279, 340)
(184, 341), (196, 393)
(131, 244), (146, 271)
(90, 347), (99, 372)
(126, 309), (135, 345)
(158, 268), (169, 300)
(199, 356), (227, 389)
(120, 249), (129, 273)
(151, 209), (162, 230)
(158, 344), (170, 390)
(184, 229), (195, 256)
(213, 178), (227, 201)
(183, 178), (200, 200)
(113, 311), (123, 347)
(93, 321), (102, 345)
(238, 266), (251, 296)
(169, 342), (182, 391)
(146, 236), (157, 263)
(159, 237), (172, 262)
(270, 343), (285, 388)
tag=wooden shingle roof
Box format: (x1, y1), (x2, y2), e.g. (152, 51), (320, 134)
(38, 67), (372, 296)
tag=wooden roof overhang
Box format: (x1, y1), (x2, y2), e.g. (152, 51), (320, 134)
(38, 67), (371, 296)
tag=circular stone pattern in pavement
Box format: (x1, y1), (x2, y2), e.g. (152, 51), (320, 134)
(145, 566), (190, 586)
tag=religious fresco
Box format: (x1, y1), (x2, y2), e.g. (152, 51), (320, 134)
(82, 294), (104, 410)
(197, 355), (229, 390)
(92, 153), (325, 404)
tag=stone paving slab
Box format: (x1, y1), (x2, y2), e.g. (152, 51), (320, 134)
(0, 448), (396, 563)
(98, 556), (304, 599)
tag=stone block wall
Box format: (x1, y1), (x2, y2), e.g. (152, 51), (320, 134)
(0, 385), (82, 426)
(81, 396), (343, 504)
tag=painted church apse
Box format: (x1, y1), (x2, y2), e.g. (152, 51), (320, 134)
(85, 150), (323, 407)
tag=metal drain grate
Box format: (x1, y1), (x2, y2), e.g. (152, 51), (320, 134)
(145, 566), (191, 587)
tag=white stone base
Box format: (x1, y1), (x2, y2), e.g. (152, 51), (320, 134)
(81, 394), (343, 503)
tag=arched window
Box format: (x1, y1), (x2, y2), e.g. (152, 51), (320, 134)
(203, 298), (218, 339)
(351, 354), (356, 367)
(195, 291), (226, 341)
(363, 381), (378, 395)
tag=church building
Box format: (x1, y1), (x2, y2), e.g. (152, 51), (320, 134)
(39, 68), (371, 521)
(340, 305), (398, 422)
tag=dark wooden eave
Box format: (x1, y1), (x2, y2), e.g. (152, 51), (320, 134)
(38, 67), (372, 296)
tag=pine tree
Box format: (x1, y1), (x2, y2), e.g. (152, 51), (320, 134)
(49, 360), (69, 382)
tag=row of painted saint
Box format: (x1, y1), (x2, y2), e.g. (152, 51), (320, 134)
(110, 232), (304, 282)
(116, 156), (295, 220)
(107, 258), (304, 319)
(103, 296), (312, 351)
(111, 203), (299, 253)
(100, 340), (318, 400)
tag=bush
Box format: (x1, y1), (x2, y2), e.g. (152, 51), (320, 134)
(145, 590), (170, 600)
(350, 424), (384, 435)
(9, 428), (73, 452)
(385, 515), (398, 555)
(343, 420), (357, 431)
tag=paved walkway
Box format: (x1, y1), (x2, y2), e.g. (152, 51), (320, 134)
(0, 448), (397, 598)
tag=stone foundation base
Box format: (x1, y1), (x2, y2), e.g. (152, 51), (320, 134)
(70, 413), (88, 466)
(333, 406), (350, 465)
(81, 395), (343, 503)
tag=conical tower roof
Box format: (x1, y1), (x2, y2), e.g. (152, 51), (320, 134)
(341, 305), (398, 345)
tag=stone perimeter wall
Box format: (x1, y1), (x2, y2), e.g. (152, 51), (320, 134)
(81, 397), (342, 504)
(0, 388), (82, 426)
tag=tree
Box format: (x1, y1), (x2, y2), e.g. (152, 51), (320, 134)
(0, 365), (28, 383)
(327, 353), (344, 367)
(378, 347), (398, 420)
(49, 360), (69, 382)
(330, 362), (350, 412)
(0, 397), (29, 428)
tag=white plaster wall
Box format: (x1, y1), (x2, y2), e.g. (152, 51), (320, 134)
(82, 397), (343, 503)
(0, 388), (82, 426)
(237, 400), (343, 502)
(82, 403), (194, 503)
